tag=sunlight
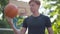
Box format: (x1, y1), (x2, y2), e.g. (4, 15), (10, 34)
(17, 0), (30, 2)
(0, 13), (3, 20)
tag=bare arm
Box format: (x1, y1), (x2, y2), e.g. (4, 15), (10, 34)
(6, 17), (20, 34)
(6, 17), (27, 34)
(47, 27), (54, 34)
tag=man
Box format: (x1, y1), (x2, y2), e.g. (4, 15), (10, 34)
(6, 0), (54, 34)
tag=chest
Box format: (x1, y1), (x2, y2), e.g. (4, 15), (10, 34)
(26, 17), (46, 28)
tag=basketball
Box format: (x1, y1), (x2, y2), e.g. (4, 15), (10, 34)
(4, 3), (18, 18)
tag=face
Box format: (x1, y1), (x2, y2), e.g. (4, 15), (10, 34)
(29, 2), (40, 13)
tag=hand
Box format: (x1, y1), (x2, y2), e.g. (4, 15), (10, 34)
(5, 16), (21, 34)
(5, 16), (14, 25)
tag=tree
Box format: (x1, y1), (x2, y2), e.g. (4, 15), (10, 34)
(0, 0), (10, 28)
(42, 0), (60, 34)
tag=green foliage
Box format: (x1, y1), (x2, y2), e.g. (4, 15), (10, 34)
(0, 0), (10, 28)
(43, 0), (60, 34)
(15, 16), (24, 29)
(0, 20), (10, 28)
(0, 0), (8, 20)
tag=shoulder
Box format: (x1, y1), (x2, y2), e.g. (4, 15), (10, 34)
(41, 14), (50, 19)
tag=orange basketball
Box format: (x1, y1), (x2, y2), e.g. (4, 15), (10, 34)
(4, 3), (18, 18)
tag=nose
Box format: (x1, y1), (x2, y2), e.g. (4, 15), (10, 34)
(30, 6), (33, 8)
(30, 5), (34, 8)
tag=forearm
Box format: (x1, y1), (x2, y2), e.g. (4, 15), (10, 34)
(6, 17), (20, 34)
(6, 17), (26, 34)
(48, 30), (54, 34)
(48, 27), (54, 34)
(9, 21), (21, 34)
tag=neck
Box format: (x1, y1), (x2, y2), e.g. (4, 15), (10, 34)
(32, 11), (40, 17)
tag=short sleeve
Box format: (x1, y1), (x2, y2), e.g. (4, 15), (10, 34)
(22, 18), (27, 28)
(45, 17), (51, 28)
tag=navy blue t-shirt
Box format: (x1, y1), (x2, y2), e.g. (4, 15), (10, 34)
(22, 14), (51, 34)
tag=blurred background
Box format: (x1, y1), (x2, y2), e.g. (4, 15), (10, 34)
(0, 0), (60, 34)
